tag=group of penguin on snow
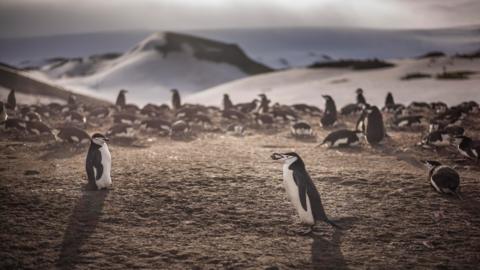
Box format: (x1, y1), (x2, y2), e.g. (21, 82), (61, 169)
(2, 87), (479, 234)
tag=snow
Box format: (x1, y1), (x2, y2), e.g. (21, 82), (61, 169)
(186, 57), (480, 109)
(0, 86), (66, 105)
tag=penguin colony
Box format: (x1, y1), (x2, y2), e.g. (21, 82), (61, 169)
(1, 86), (479, 233)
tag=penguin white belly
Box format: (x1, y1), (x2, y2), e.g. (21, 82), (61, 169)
(96, 144), (112, 189)
(282, 165), (315, 225)
(333, 137), (349, 147)
(430, 177), (441, 193)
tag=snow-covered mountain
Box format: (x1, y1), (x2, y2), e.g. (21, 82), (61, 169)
(186, 56), (480, 108)
(27, 32), (272, 105)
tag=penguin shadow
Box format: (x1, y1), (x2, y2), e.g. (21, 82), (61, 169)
(40, 142), (87, 160)
(56, 188), (109, 269)
(310, 217), (356, 270)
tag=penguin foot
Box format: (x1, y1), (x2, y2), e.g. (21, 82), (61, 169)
(296, 226), (315, 236)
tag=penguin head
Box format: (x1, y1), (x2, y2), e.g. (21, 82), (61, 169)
(321, 95), (332, 100)
(421, 160), (441, 170)
(356, 88), (363, 94)
(119, 89), (128, 94)
(91, 133), (109, 145)
(271, 152), (303, 166)
(171, 89), (178, 94)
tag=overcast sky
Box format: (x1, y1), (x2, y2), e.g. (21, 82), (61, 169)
(1, 0), (479, 38)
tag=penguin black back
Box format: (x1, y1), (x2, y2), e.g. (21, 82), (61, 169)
(171, 89), (181, 110)
(7, 89), (16, 110)
(365, 106), (385, 144)
(116, 89), (127, 108)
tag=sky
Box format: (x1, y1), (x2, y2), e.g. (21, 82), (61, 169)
(0, 0), (479, 38)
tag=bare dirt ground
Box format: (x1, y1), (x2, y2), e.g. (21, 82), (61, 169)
(1, 116), (480, 269)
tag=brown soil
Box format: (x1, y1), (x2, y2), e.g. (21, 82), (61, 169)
(1, 116), (480, 269)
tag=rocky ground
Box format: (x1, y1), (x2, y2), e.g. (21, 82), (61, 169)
(1, 115), (480, 269)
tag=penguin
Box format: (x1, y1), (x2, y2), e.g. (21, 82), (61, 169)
(141, 118), (171, 134)
(0, 101), (8, 124)
(115, 89), (127, 108)
(222, 109), (247, 121)
(86, 133), (112, 190)
(26, 121), (53, 136)
(271, 152), (340, 234)
(291, 122), (314, 138)
(171, 89), (181, 110)
(89, 106), (110, 118)
(258, 94), (270, 113)
(140, 103), (161, 117)
(254, 113), (274, 127)
(6, 89), (16, 110)
(340, 103), (363, 116)
(107, 123), (135, 138)
(123, 104), (140, 114)
(452, 135), (480, 163)
(292, 104), (322, 115)
(385, 92), (395, 109)
(170, 120), (190, 138)
(272, 105), (298, 121)
(356, 88), (366, 105)
(24, 111), (42, 122)
(235, 99), (258, 114)
(65, 111), (87, 124)
(68, 94), (77, 106)
(392, 115), (422, 128)
(320, 129), (363, 147)
(422, 130), (451, 147)
(421, 160), (461, 199)
(223, 94), (233, 111)
(3, 118), (27, 131)
(57, 126), (90, 144)
(362, 106), (385, 145)
(320, 95), (337, 128)
(113, 113), (139, 125)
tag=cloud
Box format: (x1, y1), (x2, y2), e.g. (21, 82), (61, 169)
(0, 0), (478, 38)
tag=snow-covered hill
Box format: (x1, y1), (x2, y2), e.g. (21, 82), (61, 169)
(28, 32), (271, 105)
(186, 56), (480, 108)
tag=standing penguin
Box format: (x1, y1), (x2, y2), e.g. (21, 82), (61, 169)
(356, 88), (366, 105)
(223, 94), (233, 111)
(320, 95), (337, 128)
(258, 94), (270, 113)
(171, 89), (181, 110)
(421, 160), (461, 199)
(115, 89), (127, 108)
(0, 101), (7, 123)
(359, 106), (385, 145)
(271, 152), (340, 234)
(86, 133), (112, 190)
(7, 89), (16, 110)
(385, 92), (395, 109)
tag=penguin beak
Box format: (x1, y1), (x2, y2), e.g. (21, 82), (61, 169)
(271, 153), (284, 160)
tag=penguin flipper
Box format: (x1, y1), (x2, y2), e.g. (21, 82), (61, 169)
(293, 171), (308, 212)
(93, 150), (104, 181)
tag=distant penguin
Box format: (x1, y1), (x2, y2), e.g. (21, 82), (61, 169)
(392, 115), (422, 128)
(321, 129), (363, 147)
(0, 102), (8, 123)
(57, 126), (90, 144)
(340, 103), (362, 116)
(171, 89), (181, 110)
(26, 121), (53, 136)
(86, 133), (112, 190)
(320, 95), (337, 128)
(24, 111), (42, 122)
(356, 88), (366, 105)
(271, 152), (340, 234)
(170, 120), (190, 138)
(141, 118), (171, 134)
(422, 130), (451, 147)
(7, 89), (16, 110)
(223, 94), (233, 111)
(115, 89), (127, 108)
(452, 135), (480, 163)
(385, 92), (395, 108)
(226, 123), (245, 136)
(68, 94), (77, 106)
(255, 113), (274, 127)
(421, 160), (461, 199)
(258, 94), (270, 113)
(89, 106), (110, 118)
(363, 106), (385, 145)
(291, 122), (314, 138)
(107, 123), (135, 137)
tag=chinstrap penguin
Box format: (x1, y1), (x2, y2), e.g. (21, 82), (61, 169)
(86, 133), (112, 190)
